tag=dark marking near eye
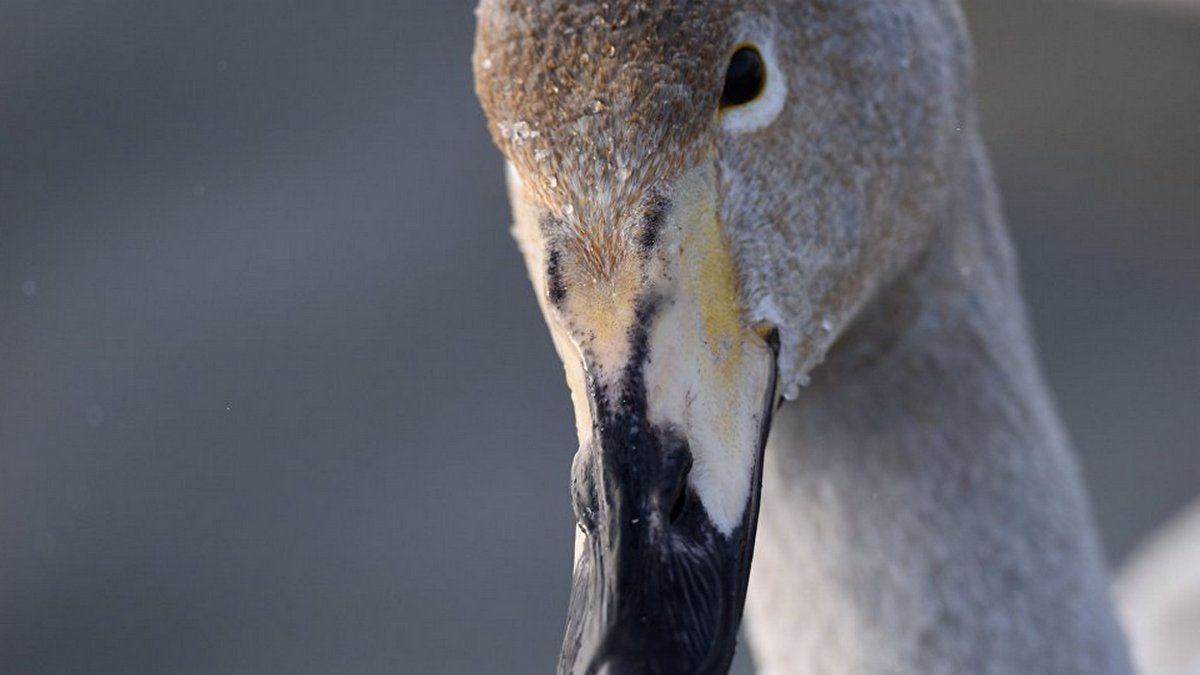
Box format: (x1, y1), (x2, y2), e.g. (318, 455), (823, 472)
(546, 247), (567, 306)
(639, 194), (671, 253)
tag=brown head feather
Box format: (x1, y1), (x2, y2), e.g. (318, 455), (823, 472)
(474, 0), (733, 279)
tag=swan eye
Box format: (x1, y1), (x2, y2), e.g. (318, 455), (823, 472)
(720, 45), (766, 109)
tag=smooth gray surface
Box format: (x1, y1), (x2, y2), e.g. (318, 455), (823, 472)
(1, 1), (1196, 673)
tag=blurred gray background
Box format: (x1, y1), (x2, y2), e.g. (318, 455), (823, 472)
(1, 0), (1196, 673)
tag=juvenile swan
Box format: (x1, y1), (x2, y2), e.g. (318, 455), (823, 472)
(473, 2), (1133, 672)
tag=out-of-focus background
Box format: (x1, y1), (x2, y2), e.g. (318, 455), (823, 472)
(1, 0), (1195, 672)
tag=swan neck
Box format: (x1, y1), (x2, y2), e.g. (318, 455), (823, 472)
(743, 137), (1133, 673)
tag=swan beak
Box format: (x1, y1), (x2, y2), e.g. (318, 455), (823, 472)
(562, 333), (777, 675)
(535, 163), (779, 674)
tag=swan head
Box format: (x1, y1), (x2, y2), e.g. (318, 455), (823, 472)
(474, 1), (968, 671)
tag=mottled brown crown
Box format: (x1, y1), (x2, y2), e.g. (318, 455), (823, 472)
(473, 0), (733, 248)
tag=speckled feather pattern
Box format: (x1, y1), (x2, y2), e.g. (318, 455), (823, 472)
(475, 1), (732, 278)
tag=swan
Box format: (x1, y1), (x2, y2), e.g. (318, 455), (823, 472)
(472, 1), (1135, 672)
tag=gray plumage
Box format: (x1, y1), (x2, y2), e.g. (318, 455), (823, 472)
(474, 1), (1136, 672)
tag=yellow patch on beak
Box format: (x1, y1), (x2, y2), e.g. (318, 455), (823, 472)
(556, 258), (643, 378)
(506, 157), (776, 536)
(675, 162), (752, 382)
(644, 161), (776, 535)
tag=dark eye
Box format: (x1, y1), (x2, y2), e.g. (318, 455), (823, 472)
(720, 45), (766, 109)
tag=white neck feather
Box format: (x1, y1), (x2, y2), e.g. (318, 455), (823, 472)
(743, 132), (1132, 674)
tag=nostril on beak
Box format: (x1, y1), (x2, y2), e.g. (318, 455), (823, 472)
(668, 478), (689, 524)
(663, 439), (693, 525)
